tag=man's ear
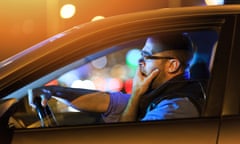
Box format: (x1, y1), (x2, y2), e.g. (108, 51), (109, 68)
(167, 59), (181, 73)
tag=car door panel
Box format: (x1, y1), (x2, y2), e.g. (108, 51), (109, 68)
(218, 14), (240, 144)
(12, 119), (219, 144)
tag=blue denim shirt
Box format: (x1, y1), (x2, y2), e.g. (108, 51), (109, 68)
(102, 92), (199, 123)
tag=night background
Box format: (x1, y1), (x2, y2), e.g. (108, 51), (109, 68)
(0, 0), (211, 61)
(1, 0), (239, 61)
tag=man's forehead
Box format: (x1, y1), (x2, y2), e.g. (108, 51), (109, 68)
(142, 37), (164, 55)
(142, 34), (194, 54)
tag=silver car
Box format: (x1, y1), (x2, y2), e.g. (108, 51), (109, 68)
(1, 5), (240, 144)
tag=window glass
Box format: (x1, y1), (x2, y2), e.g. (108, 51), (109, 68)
(10, 30), (219, 129)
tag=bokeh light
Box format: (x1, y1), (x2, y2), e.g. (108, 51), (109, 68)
(205, 0), (224, 5)
(58, 70), (79, 87)
(91, 56), (107, 69)
(91, 16), (105, 21)
(60, 4), (76, 19)
(106, 78), (123, 92)
(92, 77), (106, 91)
(92, 77), (123, 92)
(126, 49), (141, 68)
(110, 64), (128, 80)
(71, 80), (96, 90)
(45, 79), (59, 86)
(124, 79), (133, 94)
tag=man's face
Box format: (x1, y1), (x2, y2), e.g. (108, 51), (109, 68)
(139, 37), (170, 87)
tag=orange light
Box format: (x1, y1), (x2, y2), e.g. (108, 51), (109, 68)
(91, 16), (105, 22)
(45, 79), (59, 86)
(60, 4), (76, 19)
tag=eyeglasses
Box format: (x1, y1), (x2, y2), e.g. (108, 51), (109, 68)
(140, 51), (175, 62)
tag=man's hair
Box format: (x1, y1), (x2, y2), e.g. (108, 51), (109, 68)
(168, 50), (193, 70)
(152, 33), (195, 53)
(154, 32), (195, 70)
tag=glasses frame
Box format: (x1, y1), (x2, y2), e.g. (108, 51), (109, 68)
(140, 51), (175, 62)
(143, 55), (175, 61)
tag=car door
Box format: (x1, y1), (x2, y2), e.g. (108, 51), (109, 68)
(1, 6), (239, 144)
(218, 14), (240, 144)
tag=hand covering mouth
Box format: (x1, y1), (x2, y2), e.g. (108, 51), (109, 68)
(139, 65), (147, 77)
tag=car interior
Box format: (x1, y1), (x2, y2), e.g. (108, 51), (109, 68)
(2, 29), (219, 129)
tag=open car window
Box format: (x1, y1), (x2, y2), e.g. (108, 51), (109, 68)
(10, 30), (219, 129)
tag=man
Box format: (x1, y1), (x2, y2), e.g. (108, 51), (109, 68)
(29, 33), (206, 123)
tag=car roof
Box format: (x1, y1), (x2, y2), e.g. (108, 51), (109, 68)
(2, 5), (240, 68)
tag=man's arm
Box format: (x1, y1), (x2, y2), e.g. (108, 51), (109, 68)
(28, 86), (110, 113)
(71, 91), (110, 112)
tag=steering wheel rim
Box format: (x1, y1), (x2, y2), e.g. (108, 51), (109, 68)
(34, 97), (58, 127)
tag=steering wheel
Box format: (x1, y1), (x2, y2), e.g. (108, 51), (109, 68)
(34, 97), (58, 127)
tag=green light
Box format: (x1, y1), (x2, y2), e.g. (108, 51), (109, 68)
(126, 49), (141, 68)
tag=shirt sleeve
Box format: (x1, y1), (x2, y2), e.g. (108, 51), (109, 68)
(141, 97), (199, 121)
(101, 92), (130, 123)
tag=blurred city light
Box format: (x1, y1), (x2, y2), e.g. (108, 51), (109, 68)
(45, 79), (59, 86)
(205, 0), (224, 5)
(58, 70), (80, 87)
(110, 64), (128, 80)
(60, 4), (76, 19)
(91, 16), (105, 21)
(126, 49), (141, 68)
(106, 78), (123, 92)
(92, 77), (107, 91)
(71, 79), (96, 90)
(124, 79), (133, 94)
(91, 56), (107, 69)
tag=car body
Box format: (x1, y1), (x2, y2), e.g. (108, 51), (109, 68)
(1, 4), (240, 144)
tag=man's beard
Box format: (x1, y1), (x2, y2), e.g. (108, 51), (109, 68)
(140, 67), (160, 92)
